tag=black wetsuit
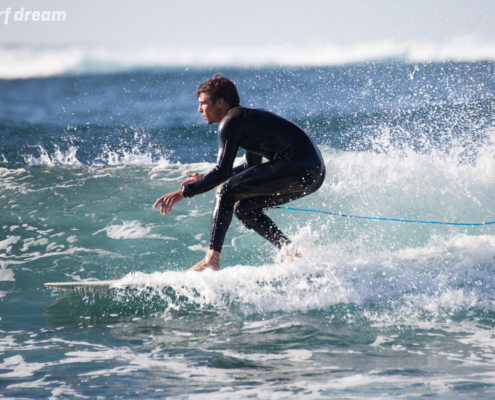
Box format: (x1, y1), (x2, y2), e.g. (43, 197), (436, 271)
(182, 107), (325, 252)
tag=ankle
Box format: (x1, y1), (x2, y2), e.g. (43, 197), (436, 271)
(205, 249), (221, 265)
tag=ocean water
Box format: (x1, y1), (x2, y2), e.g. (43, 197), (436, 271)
(1, 52), (495, 399)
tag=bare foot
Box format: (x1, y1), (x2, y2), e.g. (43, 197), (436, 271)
(186, 250), (221, 272)
(186, 259), (220, 272)
(285, 247), (303, 264)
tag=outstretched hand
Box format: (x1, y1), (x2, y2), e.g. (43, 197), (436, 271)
(153, 189), (184, 216)
(154, 173), (204, 216)
(181, 172), (205, 186)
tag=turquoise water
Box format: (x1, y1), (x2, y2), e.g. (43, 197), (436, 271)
(1, 62), (495, 398)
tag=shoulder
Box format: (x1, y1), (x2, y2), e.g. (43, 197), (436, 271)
(222, 106), (246, 122)
(219, 106), (247, 132)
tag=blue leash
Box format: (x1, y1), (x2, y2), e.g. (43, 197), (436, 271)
(275, 206), (495, 226)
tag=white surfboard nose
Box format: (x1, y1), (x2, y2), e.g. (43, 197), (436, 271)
(44, 280), (119, 290)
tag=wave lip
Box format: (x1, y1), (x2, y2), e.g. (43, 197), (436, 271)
(1, 36), (495, 80)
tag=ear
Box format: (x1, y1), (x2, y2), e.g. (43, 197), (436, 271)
(215, 98), (225, 107)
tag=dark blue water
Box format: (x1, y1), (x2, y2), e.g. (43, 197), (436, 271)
(1, 61), (495, 399)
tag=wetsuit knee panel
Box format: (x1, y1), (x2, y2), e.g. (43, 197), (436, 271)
(215, 181), (229, 195)
(233, 201), (249, 221)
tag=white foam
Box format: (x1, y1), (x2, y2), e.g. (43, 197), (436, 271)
(94, 220), (177, 241)
(0, 168), (29, 192)
(21, 237), (49, 252)
(6, 377), (56, 389)
(2, 37), (495, 79)
(0, 355), (47, 378)
(104, 149), (153, 166)
(0, 46), (84, 79)
(0, 246), (122, 274)
(109, 225), (495, 317)
(314, 142), (495, 243)
(149, 161), (216, 181)
(18, 143), (171, 167)
(0, 268), (15, 281)
(0, 168), (27, 178)
(24, 145), (82, 167)
(0, 235), (20, 252)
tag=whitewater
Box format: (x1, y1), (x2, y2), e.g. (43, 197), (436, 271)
(1, 49), (495, 398)
(1, 37), (495, 79)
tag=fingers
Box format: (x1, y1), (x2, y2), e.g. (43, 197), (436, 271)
(160, 199), (172, 215)
(154, 195), (171, 214)
(185, 172), (205, 180)
(181, 177), (201, 186)
(159, 199), (168, 215)
(154, 190), (183, 216)
(153, 196), (164, 209)
(181, 173), (200, 187)
(185, 172), (201, 177)
(159, 195), (174, 216)
(153, 194), (171, 210)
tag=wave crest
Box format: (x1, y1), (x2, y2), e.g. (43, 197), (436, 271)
(2, 36), (495, 80)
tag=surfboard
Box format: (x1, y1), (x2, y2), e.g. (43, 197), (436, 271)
(44, 280), (120, 290)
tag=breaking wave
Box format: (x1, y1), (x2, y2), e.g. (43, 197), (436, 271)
(2, 36), (495, 80)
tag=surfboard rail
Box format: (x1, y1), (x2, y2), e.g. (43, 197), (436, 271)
(44, 280), (120, 290)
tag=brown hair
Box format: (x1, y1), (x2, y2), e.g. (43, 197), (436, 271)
(196, 74), (240, 107)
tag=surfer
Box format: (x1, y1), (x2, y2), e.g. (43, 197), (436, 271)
(154, 74), (325, 271)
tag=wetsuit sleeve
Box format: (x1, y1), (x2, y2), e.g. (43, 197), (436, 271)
(231, 151), (262, 176)
(182, 114), (244, 198)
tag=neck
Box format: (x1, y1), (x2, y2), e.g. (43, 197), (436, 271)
(219, 104), (232, 121)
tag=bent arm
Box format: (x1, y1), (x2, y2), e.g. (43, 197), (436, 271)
(182, 116), (244, 198)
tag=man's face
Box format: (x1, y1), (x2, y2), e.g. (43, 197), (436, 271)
(198, 92), (223, 125)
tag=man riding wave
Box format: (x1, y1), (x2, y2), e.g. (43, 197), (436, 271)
(154, 74), (325, 271)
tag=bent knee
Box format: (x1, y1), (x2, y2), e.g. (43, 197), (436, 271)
(233, 201), (252, 221)
(233, 201), (245, 219)
(215, 181), (236, 203)
(216, 181), (230, 195)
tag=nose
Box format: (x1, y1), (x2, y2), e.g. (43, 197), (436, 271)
(198, 104), (202, 113)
